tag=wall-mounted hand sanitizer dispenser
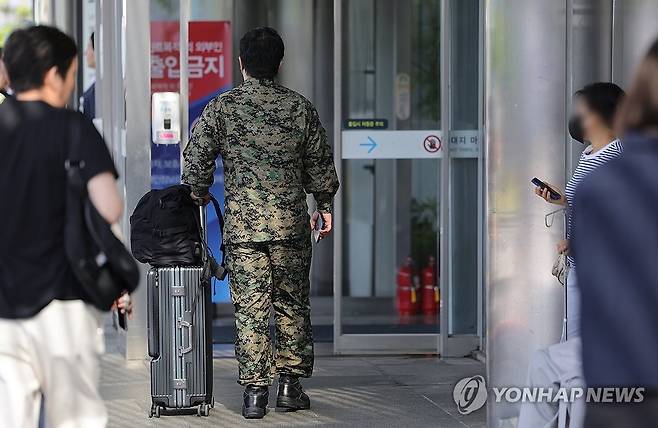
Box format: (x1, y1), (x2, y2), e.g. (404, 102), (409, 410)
(152, 92), (181, 144)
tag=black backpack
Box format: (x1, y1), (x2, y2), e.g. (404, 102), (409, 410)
(130, 185), (226, 278)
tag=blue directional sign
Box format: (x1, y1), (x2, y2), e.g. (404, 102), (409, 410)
(342, 130), (479, 159)
(359, 136), (378, 153)
(342, 130), (444, 159)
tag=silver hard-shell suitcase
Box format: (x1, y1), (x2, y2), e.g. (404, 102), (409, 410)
(147, 266), (213, 417)
(145, 199), (226, 418)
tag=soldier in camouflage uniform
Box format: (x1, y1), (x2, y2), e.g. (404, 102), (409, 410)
(182, 27), (339, 419)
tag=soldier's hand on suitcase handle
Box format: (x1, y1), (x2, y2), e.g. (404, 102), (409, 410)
(190, 192), (211, 206)
(310, 211), (333, 241)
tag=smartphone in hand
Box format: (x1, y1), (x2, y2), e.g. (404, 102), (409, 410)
(531, 177), (562, 201)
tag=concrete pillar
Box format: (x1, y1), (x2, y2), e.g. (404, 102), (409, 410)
(310, 0), (337, 297)
(485, 0), (622, 424)
(123, 0), (152, 360)
(612, 0), (658, 87)
(485, 0), (569, 423)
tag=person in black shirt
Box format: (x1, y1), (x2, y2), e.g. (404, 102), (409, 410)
(0, 26), (125, 428)
(0, 47), (10, 101)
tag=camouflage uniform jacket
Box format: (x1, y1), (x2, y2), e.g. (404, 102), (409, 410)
(182, 77), (339, 244)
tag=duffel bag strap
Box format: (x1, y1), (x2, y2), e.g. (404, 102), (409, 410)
(192, 193), (227, 280)
(208, 195), (226, 268)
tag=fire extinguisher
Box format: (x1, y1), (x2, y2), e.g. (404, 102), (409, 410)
(421, 255), (439, 316)
(396, 256), (418, 316)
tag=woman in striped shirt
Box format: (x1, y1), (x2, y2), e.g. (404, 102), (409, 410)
(519, 83), (625, 428)
(535, 82), (625, 340)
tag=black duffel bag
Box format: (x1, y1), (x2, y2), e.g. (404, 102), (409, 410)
(130, 185), (202, 266)
(130, 185), (226, 282)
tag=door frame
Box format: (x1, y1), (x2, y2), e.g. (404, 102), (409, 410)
(332, 0), (484, 356)
(440, 0), (484, 357)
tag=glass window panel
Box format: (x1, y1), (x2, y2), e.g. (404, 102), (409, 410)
(449, 0), (480, 335)
(340, 0), (441, 335)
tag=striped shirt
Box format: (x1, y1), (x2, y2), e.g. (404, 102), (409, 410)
(566, 139), (623, 265)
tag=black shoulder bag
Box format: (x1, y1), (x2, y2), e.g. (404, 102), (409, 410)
(64, 119), (140, 311)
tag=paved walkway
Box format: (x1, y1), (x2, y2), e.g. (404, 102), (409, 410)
(99, 342), (486, 428)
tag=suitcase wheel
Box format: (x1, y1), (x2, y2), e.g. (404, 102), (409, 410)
(149, 404), (162, 418)
(197, 403), (211, 417)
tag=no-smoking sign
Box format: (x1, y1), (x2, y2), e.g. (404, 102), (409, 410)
(423, 135), (442, 153)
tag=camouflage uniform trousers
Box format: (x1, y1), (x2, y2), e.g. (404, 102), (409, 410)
(226, 234), (313, 387)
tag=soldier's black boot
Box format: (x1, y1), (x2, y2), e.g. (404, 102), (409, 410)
(242, 385), (269, 419)
(276, 374), (311, 412)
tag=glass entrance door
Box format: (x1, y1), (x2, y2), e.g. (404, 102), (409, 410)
(334, 0), (482, 355)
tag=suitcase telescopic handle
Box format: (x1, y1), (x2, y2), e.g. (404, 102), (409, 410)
(199, 206), (208, 241)
(196, 195), (225, 268)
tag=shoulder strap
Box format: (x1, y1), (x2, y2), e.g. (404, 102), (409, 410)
(193, 193), (226, 268)
(65, 114), (87, 195)
(208, 195), (225, 266)
(66, 114), (84, 170)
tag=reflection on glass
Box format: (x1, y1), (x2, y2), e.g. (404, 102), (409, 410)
(408, 0), (441, 130)
(341, 0), (441, 334)
(450, 0), (480, 335)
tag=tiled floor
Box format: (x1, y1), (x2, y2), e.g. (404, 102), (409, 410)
(99, 342), (486, 428)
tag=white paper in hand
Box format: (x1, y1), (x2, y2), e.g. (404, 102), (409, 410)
(313, 213), (323, 243)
